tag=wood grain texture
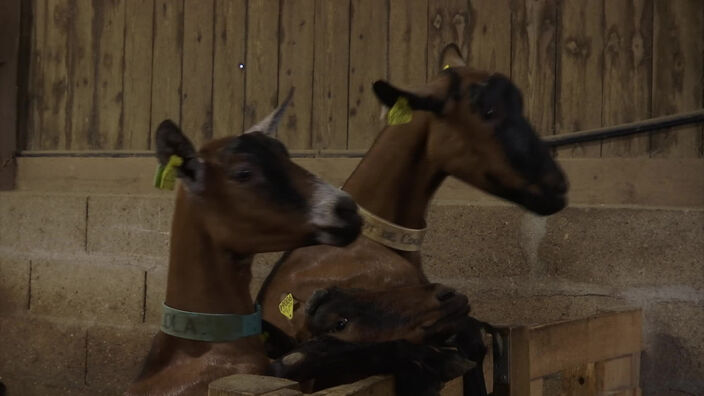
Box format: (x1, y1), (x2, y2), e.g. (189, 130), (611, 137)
(181, 0), (213, 146)
(68, 0), (95, 149)
(555, 0), (603, 157)
(312, 0), (349, 149)
(278, 0), (314, 148)
(595, 354), (637, 391)
(560, 363), (596, 396)
(34, 0), (71, 149)
(389, 0), (427, 86)
(93, 0), (125, 149)
(467, 0), (511, 75)
(428, 0), (470, 79)
(348, 0), (388, 150)
(27, 0), (47, 150)
(212, 0), (246, 138)
(151, 0), (183, 141)
(651, 0), (703, 158)
(527, 310), (642, 379)
(0, 0), (21, 189)
(123, 0), (154, 149)
(510, 0), (558, 136)
(244, 0), (279, 130)
(601, 0), (652, 157)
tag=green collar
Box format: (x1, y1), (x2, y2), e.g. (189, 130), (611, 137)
(161, 303), (262, 342)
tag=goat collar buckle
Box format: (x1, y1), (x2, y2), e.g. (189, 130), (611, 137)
(358, 205), (427, 252)
(160, 303), (262, 342)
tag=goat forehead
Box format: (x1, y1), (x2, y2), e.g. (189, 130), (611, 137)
(223, 134), (309, 207)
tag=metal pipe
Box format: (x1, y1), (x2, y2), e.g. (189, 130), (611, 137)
(543, 109), (704, 147)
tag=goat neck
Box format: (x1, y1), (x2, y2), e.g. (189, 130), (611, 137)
(342, 113), (444, 263)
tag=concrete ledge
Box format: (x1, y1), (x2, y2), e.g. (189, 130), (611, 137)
(145, 266), (166, 326)
(87, 195), (173, 257)
(541, 207), (704, 289)
(642, 302), (704, 395)
(30, 259), (145, 325)
(0, 315), (86, 388)
(0, 257), (29, 313)
(15, 157), (704, 207)
(86, 325), (156, 393)
(0, 193), (87, 253)
(423, 206), (530, 278)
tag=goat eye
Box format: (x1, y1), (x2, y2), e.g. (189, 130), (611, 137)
(483, 108), (495, 120)
(333, 318), (349, 332)
(232, 168), (252, 182)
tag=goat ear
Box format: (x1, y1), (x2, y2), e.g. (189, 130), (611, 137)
(439, 43), (466, 69)
(372, 81), (445, 114)
(305, 289), (330, 316)
(155, 120), (205, 193)
(244, 88), (294, 137)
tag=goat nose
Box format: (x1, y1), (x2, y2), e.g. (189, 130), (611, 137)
(335, 195), (358, 220)
(435, 287), (457, 302)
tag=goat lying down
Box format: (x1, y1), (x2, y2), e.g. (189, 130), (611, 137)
(263, 284), (499, 396)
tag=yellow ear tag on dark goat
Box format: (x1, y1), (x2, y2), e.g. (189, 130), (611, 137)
(154, 155), (183, 190)
(387, 97), (413, 126)
(279, 293), (295, 320)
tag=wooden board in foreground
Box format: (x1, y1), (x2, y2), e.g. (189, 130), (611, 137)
(494, 309), (643, 396)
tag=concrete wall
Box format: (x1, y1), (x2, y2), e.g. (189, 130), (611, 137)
(0, 190), (702, 395)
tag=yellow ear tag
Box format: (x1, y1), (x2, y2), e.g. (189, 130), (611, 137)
(154, 155), (183, 190)
(279, 293), (295, 320)
(442, 64), (451, 70)
(387, 96), (413, 126)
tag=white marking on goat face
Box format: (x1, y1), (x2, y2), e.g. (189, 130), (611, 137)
(309, 180), (350, 231)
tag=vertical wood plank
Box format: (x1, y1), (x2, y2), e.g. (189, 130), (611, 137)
(150, 0), (183, 142)
(601, 0), (652, 157)
(244, 0), (279, 129)
(68, 0), (95, 149)
(181, 0), (213, 147)
(510, 0), (558, 136)
(555, 0), (604, 157)
(561, 363), (596, 396)
(389, 0), (427, 86)
(595, 355), (635, 391)
(529, 378), (543, 396)
(278, 0), (314, 148)
(348, 0), (388, 150)
(428, 0), (470, 79)
(312, 0), (349, 149)
(27, 0), (46, 149)
(93, 0), (126, 149)
(651, 0), (703, 158)
(213, 0), (246, 139)
(123, 0), (154, 149)
(37, 0), (71, 149)
(467, 0), (511, 75)
(0, 0), (21, 189)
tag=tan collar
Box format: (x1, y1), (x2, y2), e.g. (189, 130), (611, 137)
(358, 205), (427, 252)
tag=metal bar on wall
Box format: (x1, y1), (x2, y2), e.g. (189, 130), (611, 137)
(544, 110), (704, 148)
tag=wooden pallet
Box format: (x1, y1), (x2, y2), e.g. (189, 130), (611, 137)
(492, 309), (643, 396)
(208, 310), (642, 396)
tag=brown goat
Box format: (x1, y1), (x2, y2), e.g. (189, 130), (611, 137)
(258, 45), (568, 394)
(125, 96), (362, 395)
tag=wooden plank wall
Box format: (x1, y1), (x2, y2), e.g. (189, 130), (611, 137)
(22, 0), (704, 158)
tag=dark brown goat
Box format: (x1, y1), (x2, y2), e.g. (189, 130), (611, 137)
(258, 45), (568, 395)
